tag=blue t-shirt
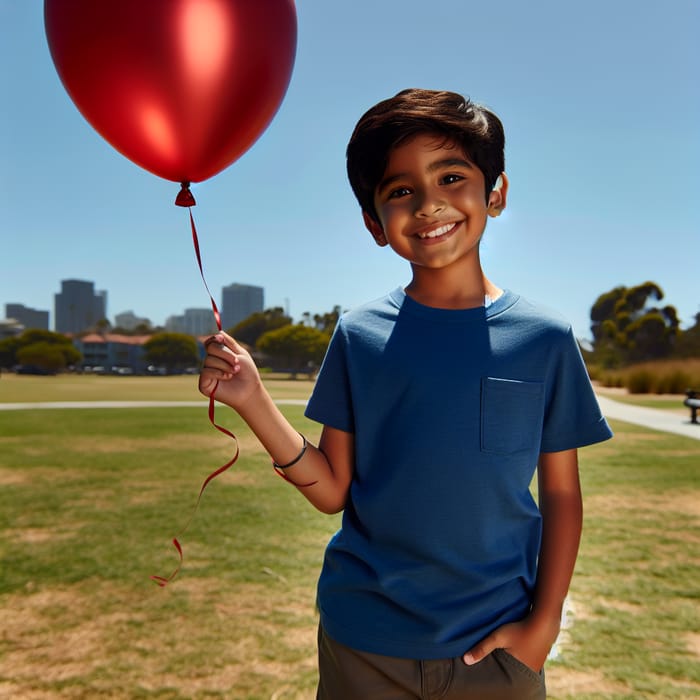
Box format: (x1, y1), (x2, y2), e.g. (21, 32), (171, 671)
(305, 288), (612, 660)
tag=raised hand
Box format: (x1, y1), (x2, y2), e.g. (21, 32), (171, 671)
(199, 332), (263, 410)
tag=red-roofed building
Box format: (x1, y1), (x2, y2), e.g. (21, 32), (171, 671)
(72, 333), (207, 374)
(74, 333), (152, 373)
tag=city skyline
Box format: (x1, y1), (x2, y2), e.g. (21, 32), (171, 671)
(3, 277), (268, 334)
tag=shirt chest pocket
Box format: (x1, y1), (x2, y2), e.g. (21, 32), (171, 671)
(480, 377), (545, 454)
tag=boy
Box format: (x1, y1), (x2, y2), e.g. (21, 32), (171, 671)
(200, 88), (613, 699)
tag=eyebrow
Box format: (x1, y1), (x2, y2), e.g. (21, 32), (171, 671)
(376, 158), (475, 195)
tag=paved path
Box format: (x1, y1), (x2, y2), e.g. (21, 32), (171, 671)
(0, 399), (308, 410)
(0, 396), (697, 441)
(0, 400), (206, 410)
(595, 394), (700, 441)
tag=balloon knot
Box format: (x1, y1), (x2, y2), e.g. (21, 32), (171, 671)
(175, 182), (196, 207)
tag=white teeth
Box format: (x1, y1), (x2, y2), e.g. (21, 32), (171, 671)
(417, 223), (453, 239)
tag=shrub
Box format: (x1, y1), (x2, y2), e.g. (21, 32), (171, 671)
(654, 370), (691, 395)
(627, 370), (654, 394)
(592, 359), (700, 394)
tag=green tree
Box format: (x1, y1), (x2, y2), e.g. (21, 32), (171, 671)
(0, 330), (82, 371)
(590, 282), (680, 366)
(0, 336), (22, 369)
(257, 324), (330, 377)
(111, 321), (155, 336)
(313, 305), (342, 334)
(230, 307), (291, 346)
(674, 312), (700, 358)
(16, 343), (76, 373)
(134, 322), (157, 335)
(95, 318), (112, 334)
(143, 333), (199, 373)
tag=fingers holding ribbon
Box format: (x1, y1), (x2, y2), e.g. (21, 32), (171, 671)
(199, 332), (261, 408)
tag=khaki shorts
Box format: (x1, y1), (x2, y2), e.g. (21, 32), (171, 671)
(317, 625), (546, 700)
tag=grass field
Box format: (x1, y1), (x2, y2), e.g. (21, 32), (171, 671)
(0, 376), (698, 699)
(0, 373), (316, 404)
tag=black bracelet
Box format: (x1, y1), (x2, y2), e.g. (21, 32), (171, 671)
(272, 434), (307, 469)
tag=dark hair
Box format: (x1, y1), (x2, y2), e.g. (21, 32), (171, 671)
(346, 88), (505, 223)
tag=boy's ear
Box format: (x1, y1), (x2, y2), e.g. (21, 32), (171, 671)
(487, 172), (508, 217)
(363, 211), (388, 246)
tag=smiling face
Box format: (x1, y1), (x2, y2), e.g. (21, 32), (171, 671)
(364, 133), (506, 275)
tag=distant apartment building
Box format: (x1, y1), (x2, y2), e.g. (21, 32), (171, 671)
(54, 279), (107, 334)
(221, 283), (264, 330)
(0, 318), (24, 339)
(165, 308), (217, 336)
(5, 303), (49, 331)
(114, 310), (150, 331)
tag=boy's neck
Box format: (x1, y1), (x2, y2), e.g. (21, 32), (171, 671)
(405, 267), (502, 310)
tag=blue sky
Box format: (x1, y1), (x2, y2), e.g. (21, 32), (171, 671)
(1, 0), (698, 341)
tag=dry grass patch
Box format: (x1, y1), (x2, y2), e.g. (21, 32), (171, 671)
(5, 526), (79, 545)
(0, 467), (33, 486)
(685, 633), (700, 659)
(1, 578), (320, 699)
(547, 666), (632, 699)
(586, 491), (700, 522)
(0, 466), (83, 486)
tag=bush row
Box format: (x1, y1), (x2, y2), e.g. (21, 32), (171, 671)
(588, 359), (700, 395)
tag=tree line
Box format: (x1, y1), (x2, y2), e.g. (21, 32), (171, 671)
(588, 281), (699, 368)
(0, 306), (342, 376)
(2, 285), (697, 375)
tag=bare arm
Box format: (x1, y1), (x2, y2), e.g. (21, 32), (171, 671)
(531, 448), (583, 635)
(464, 448), (582, 671)
(199, 332), (354, 514)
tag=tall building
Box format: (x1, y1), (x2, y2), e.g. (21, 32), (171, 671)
(5, 303), (49, 331)
(221, 283), (264, 330)
(54, 279), (107, 334)
(165, 308), (217, 336)
(183, 308), (217, 336)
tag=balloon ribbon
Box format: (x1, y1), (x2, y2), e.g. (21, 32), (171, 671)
(151, 183), (239, 587)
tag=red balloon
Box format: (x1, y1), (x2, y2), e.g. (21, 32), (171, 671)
(44, 0), (297, 184)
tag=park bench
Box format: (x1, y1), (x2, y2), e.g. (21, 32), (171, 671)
(684, 389), (700, 424)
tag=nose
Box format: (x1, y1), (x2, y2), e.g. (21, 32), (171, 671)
(413, 188), (445, 218)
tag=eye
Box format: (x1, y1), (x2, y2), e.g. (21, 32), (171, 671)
(440, 173), (464, 185)
(387, 186), (412, 199)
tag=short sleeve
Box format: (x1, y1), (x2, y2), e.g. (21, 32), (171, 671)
(540, 327), (613, 452)
(305, 320), (355, 433)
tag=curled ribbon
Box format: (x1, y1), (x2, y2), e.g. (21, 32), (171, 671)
(151, 183), (239, 587)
